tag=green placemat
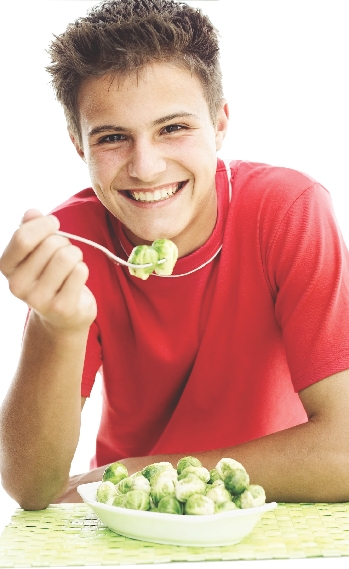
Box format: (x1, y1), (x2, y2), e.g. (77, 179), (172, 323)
(1, 503), (349, 567)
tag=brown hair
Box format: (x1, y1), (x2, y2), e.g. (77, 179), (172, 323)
(46, 0), (223, 144)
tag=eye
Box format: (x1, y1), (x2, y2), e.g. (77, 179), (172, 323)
(161, 124), (187, 135)
(99, 134), (127, 143)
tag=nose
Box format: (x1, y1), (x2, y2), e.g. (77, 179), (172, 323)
(127, 138), (166, 182)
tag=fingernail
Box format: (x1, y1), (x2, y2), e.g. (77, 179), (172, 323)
(49, 215), (60, 230)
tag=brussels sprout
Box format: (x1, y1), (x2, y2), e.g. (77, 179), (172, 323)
(130, 474), (151, 493)
(248, 484), (266, 506)
(128, 245), (159, 280)
(184, 494), (215, 515)
(142, 461), (174, 481)
(150, 467), (178, 487)
(235, 485), (266, 509)
(211, 479), (225, 488)
(123, 490), (150, 511)
(102, 461), (128, 485)
(116, 474), (150, 495)
(112, 493), (127, 508)
(130, 471), (143, 478)
(206, 485), (232, 505)
(215, 501), (239, 513)
(175, 473), (206, 502)
(177, 456), (202, 475)
(152, 239), (178, 276)
(150, 470), (177, 506)
(116, 476), (133, 494)
(158, 495), (183, 515)
(224, 468), (250, 495)
(148, 496), (160, 512)
(215, 458), (249, 495)
(209, 468), (221, 484)
(96, 481), (117, 505)
(215, 457), (246, 479)
(234, 490), (254, 509)
(178, 466), (210, 483)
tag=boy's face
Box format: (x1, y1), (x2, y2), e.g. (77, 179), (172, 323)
(73, 62), (228, 256)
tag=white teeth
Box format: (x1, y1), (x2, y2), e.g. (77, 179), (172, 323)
(130, 183), (183, 202)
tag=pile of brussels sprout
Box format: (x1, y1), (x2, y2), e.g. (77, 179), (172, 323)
(128, 239), (178, 280)
(96, 456), (266, 515)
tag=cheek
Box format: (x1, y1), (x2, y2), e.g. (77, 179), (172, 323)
(186, 137), (218, 177)
(87, 151), (118, 184)
(165, 134), (217, 168)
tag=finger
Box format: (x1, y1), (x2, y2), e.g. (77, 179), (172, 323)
(12, 233), (71, 287)
(50, 262), (92, 320)
(0, 215), (60, 277)
(20, 209), (44, 225)
(20, 243), (84, 310)
(6, 234), (71, 300)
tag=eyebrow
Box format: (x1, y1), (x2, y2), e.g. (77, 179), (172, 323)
(88, 112), (199, 138)
(152, 112), (199, 126)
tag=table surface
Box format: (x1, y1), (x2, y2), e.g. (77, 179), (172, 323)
(1, 485), (349, 569)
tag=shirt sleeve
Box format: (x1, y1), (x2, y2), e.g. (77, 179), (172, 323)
(265, 182), (349, 391)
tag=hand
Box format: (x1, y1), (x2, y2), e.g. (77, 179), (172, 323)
(0, 209), (97, 334)
(54, 457), (175, 503)
(54, 466), (107, 503)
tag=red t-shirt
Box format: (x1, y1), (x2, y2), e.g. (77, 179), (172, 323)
(52, 159), (349, 468)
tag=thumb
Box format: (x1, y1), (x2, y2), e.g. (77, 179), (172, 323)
(20, 209), (44, 225)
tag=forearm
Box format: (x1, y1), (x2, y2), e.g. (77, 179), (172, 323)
(196, 419), (349, 503)
(0, 312), (89, 510)
(58, 370), (349, 505)
(159, 378), (349, 503)
(139, 419), (349, 503)
(119, 419), (349, 503)
(56, 419), (348, 504)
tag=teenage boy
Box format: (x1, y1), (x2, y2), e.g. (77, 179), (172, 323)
(1, 0), (349, 510)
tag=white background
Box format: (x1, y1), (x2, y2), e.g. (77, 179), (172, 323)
(0, 0), (348, 524)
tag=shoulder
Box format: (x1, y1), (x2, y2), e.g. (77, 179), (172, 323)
(228, 160), (321, 202)
(225, 159), (330, 228)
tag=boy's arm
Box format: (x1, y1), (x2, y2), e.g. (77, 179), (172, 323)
(0, 211), (97, 510)
(58, 368), (349, 504)
(196, 368), (349, 503)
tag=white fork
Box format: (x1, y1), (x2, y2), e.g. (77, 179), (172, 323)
(56, 231), (165, 269)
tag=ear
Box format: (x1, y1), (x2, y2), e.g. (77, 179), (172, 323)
(69, 132), (86, 162)
(214, 100), (229, 151)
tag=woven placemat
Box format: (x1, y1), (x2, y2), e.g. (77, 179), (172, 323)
(1, 503), (349, 567)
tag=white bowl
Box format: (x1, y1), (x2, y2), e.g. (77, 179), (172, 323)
(77, 481), (277, 547)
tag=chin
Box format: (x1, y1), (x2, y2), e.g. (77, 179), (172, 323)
(137, 232), (173, 244)
(127, 227), (175, 245)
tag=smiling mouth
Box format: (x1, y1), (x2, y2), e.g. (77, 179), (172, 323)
(125, 181), (187, 203)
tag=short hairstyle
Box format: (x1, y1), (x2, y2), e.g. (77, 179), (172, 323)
(46, 0), (223, 145)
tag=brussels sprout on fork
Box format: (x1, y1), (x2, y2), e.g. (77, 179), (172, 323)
(55, 231), (178, 279)
(128, 239), (178, 280)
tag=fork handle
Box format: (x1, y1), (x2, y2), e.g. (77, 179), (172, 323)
(56, 230), (158, 269)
